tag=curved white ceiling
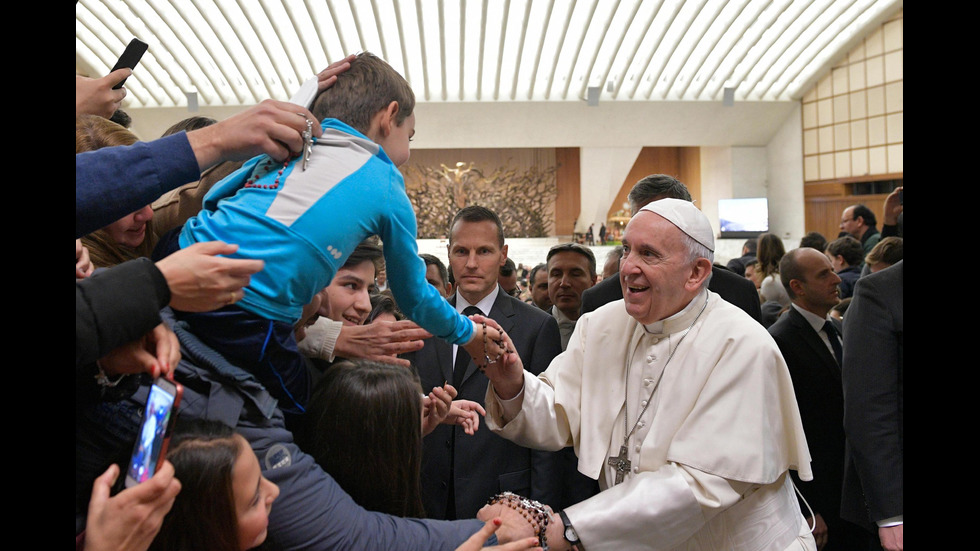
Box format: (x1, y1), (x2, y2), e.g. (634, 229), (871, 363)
(76, 0), (902, 109)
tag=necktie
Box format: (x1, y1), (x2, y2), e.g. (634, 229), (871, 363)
(453, 306), (483, 387)
(823, 320), (843, 367)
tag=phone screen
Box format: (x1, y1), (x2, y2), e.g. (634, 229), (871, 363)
(126, 381), (178, 485)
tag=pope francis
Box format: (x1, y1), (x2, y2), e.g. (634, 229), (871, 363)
(478, 199), (816, 551)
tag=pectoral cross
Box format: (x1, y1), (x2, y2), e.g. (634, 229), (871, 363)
(607, 445), (631, 485)
(300, 119), (313, 171)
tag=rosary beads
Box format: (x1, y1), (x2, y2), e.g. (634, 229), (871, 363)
(487, 491), (551, 550)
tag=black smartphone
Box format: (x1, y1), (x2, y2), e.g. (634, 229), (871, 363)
(898, 188), (903, 205)
(124, 376), (183, 487)
(110, 38), (148, 90)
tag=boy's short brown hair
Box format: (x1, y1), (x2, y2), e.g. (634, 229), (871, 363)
(312, 52), (415, 133)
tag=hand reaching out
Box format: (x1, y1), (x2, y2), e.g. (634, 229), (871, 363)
(155, 241), (264, 313)
(460, 315), (510, 371)
(186, 99), (323, 169)
(455, 518), (542, 551)
(422, 383), (457, 436)
(98, 323), (180, 379)
(317, 54), (356, 91)
(883, 186), (903, 226)
(445, 399), (486, 435)
(334, 320), (432, 367)
(468, 314), (525, 400)
(421, 382), (488, 436)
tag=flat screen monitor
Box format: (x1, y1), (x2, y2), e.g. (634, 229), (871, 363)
(718, 197), (768, 239)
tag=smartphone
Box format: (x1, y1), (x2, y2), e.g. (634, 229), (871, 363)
(898, 188), (903, 205)
(124, 376), (183, 488)
(110, 38), (149, 90)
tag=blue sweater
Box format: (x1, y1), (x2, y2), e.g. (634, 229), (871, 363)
(76, 132), (200, 238)
(179, 119), (473, 344)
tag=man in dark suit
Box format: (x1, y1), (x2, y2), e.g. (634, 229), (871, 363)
(769, 248), (871, 550)
(405, 206), (563, 520)
(581, 175), (762, 322)
(726, 237), (757, 276)
(841, 261), (903, 551)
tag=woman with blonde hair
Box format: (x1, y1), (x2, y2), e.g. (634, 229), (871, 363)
(77, 114), (157, 268)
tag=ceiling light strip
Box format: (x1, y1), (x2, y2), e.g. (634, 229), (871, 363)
(369, 0), (391, 61)
(200, 0), (260, 105)
(624, 0), (674, 99)
(183, 0), (242, 105)
(747, 0), (843, 100)
(438, 0), (448, 101)
(723, 0), (799, 102)
(390, 0), (414, 86)
(507, 0), (533, 101)
(664, 0), (730, 100)
(281, 0), (323, 80)
(541, 0), (575, 100)
(210, 1), (280, 104)
(574, 0), (622, 102)
(767, 0), (869, 100)
(524, 0), (556, 100)
(687, 0), (763, 101)
(414, 0), (431, 101)
(458, 0), (466, 100)
(476, 0), (488, 100)
(160, 0), (229, 106)
(592, 0), (643, 101)
(261, 0), (312, 95)
(558, 0), (599, 100)
(238, 2), (292, 100)
(782, 0), (898, 99)
(639, 0), (704, 101)
(609, 0), (660, 99)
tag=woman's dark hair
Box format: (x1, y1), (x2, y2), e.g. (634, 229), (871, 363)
(756, 233), (786, 279)
(161, 116), (219, 138)
(149, 418), (243, 551)
(304, 360), (425, 517)
(344, 238), (384, 273)
(367, 290), (405, 323)
(826, 236), (864, 267)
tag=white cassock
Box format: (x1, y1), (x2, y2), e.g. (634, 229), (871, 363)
(486, 290), (815, 551)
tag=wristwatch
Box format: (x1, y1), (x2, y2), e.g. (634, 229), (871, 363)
(559, 509), (580, 547)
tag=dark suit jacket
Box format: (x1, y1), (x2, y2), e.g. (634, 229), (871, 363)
(841, 261), (903, 532)
(769, 308), (848, 527)
(404, 287), (563, 519)
(581, 266), (763, 323)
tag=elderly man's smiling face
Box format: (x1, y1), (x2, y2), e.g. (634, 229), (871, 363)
(619, 211), (709, 324)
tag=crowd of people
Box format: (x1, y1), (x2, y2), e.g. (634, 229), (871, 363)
(77, 48), (902, 551)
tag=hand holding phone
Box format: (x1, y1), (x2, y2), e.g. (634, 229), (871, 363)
(125, 376), (183, 488)
(111, 38), (148, 90)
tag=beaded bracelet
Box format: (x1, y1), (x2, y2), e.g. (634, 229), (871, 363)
(94, 361), (126, 388)
(487, 491), (552, 550)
